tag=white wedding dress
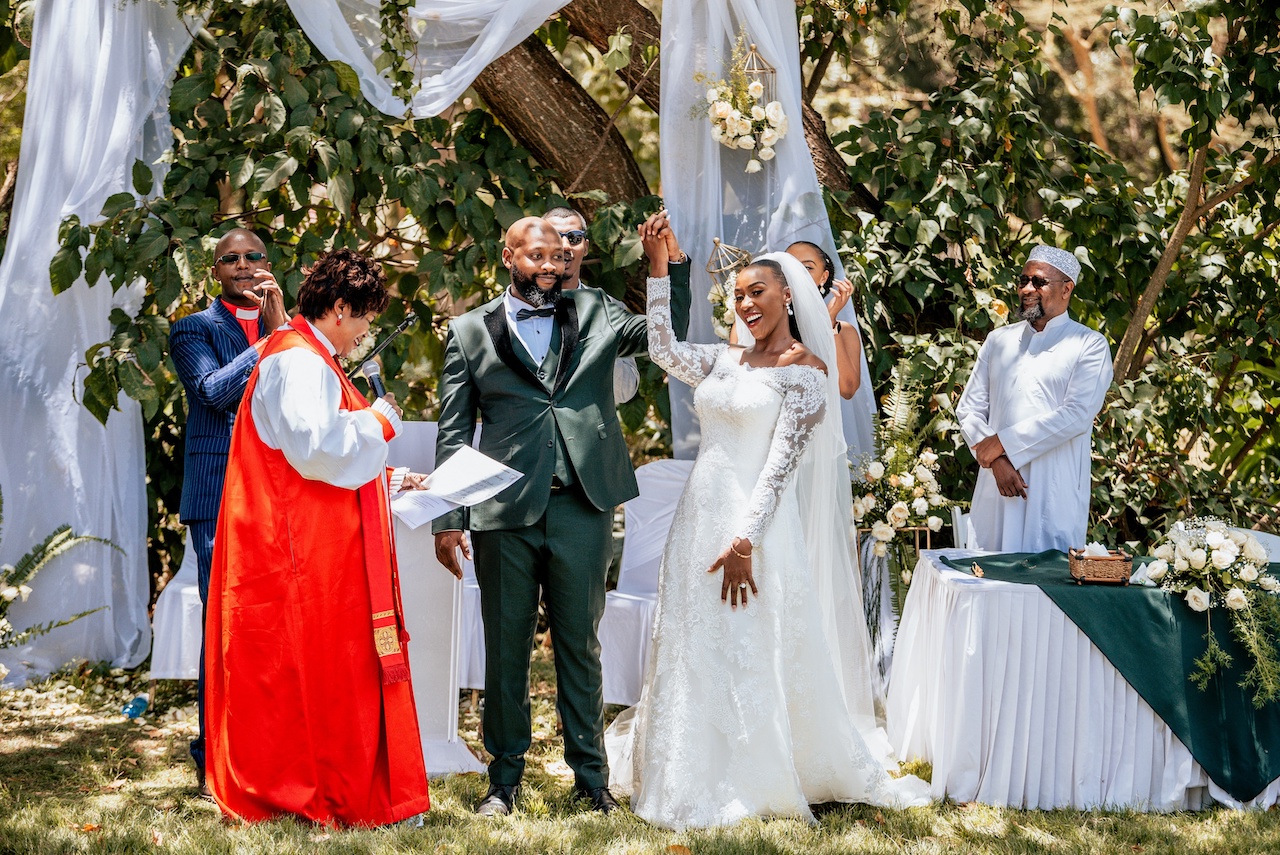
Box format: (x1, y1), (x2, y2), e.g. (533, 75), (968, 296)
(606, 271), (930, 830)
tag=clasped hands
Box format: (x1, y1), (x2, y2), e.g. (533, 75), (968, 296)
(244, 269), (289, 330)
(972, 434), (1027, 499)
(708, 537), (758, 608)
(638, 209), (684, 279)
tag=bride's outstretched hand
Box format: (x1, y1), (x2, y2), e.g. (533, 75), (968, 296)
(709, 538), (758, 608)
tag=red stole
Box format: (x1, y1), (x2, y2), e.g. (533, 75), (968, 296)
(205, 315), (428, 826)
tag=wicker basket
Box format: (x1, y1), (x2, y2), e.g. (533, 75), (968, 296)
(1068, 548), (1132, 585)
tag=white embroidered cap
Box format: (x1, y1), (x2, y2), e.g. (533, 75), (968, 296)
(1026, 245), (1082, 283)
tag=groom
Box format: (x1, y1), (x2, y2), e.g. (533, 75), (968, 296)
(434, 214), (689, 816)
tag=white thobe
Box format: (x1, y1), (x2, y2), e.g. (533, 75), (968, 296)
(956, 313), (1113, 552)
(250, 319), (403, 490)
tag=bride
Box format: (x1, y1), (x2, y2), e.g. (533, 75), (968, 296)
(606, 233), (930, 830)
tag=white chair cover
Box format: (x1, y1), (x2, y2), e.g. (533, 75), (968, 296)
(0, 0), (204, 683)
(659, 0), (876, 463)
(149, 530), (202, 681)
(599, 458), (693, 706)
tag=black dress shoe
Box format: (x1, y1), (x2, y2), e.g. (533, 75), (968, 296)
(576, 786), (620, 814)
(476, 783), (519, 817)
(194, 767), (214, 801)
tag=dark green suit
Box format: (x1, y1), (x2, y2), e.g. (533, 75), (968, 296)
(434, 264), (690, 789)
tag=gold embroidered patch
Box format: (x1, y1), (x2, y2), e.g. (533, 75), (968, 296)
(374, 625), (401, 656)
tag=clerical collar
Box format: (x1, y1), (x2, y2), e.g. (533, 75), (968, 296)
(302, 317), (337, 356)
(221, 299), (260, 320)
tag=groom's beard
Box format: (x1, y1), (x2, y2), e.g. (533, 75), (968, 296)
(511, 268), (565, 308)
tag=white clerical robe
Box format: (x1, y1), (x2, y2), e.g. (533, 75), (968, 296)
(956, 313), (1113, 552)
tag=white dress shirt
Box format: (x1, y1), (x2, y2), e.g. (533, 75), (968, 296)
(503, 289), (555, 366)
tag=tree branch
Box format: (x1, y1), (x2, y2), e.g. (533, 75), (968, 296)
(1113, 145), (1209, 383)
(804, 36), (838, 104)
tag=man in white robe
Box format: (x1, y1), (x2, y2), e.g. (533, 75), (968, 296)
(956, 245), (1114, 552)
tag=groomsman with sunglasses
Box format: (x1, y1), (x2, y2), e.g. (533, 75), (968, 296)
(956, 245), (1113, 553)
(543, 207), (688, 403)
(169, 228), (287, 798)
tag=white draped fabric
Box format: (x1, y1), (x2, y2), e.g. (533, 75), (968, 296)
(286, 0), (570, 119)
(659, 0), (876, 462)
(0, 0), (204, 684)
(888, 550), (1280, 810)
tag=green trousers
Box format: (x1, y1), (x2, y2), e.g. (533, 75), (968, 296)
(471, 487), (613, 790)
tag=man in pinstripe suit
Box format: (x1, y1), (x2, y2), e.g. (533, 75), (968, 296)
(170, 228), (286, 796)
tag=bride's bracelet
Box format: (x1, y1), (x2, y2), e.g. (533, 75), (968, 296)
(730, 541), (752, 560)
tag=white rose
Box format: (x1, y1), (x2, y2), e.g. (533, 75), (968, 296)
(736, 135), (756, 151)
(871, 521), (895, 543)
(901, 569), (913, 586)
(851, 500), (865, 521)
(1205, 530), (1227, 549)
(1243, 537), (1269, 564)
(1240, 565), (1260, 583)
(863, 494), (877, 510)
(867, 461), (885, 480)
(751, 105), (766, 121)
(1229, 530), (1248, 546)
(912, 497), (930, 516)
(745, 159), (762, 174)
(872, 542), (888, 558)
(1185, 587), (1211, 613)
(757, 146), (776, 162)
(1226, 588), (1249, 610)
(711, 124), (725, 143)
(927, 515), (943, 532)
(1211, 545), (1238, 570)
(1153, 544), (1175, 562)
(707, 87), (720, 103)
(900, 473), (916, 489)
(888, 502), (911, 527)
(765, 100), (785, 126)
(712, 100), (733, 120)
(1205, 519), (1228, 533)
(1260, 576), (1279, 592)
(0, 662), (8, 683)
(747, 80), (765, 99)
(0, 586), (17, 602)
(1189, 548), (1208, 570)
(1174, 557), (1189, 572)
(1146, 559), (1168, 582)
(920, 450), (939, 466)
(1175, 541), (1192, 560)
(760, 128), (779, 147)
(884, 446), (896, 462)
(929, 493), (946, 507)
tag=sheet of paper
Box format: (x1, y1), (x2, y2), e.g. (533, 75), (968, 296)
(390, 445), (523, 529)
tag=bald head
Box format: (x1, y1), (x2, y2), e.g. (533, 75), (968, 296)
(214, 227), (265, 258)
(502, 217), (566, 308)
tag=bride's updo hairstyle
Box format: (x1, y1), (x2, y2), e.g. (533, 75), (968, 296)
(785, 240), (835, 296)
(741, 258), (802, 342)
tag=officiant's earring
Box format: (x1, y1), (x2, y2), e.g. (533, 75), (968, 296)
(337, 314), (343, 324)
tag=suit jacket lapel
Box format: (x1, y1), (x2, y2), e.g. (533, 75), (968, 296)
(550, 298), (579, 398)
(483, 303), (543, 391)
(211, 299), (250, 349)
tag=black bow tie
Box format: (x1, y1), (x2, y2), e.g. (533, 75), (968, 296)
(516, 305), (556, 321)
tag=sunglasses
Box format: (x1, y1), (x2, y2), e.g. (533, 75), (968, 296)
(557, 230), (587, 246)
(216, 251), (267, 265)
(1017, 274), (1067, 290)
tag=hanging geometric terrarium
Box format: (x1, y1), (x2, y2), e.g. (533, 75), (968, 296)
(705, 237), (753, 294)
(740, 43), (776, 106)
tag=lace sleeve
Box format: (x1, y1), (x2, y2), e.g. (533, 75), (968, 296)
(736, 366), (828, 544)
(647, 276), (723, 388)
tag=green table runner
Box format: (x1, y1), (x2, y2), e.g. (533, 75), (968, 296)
(938, 550), (1280, 802)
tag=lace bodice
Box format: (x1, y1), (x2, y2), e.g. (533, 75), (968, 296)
(647, 276), (826, 544)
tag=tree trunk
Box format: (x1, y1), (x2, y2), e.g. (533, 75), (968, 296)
(562, 0), (879, 211)
(473, 34), (650, 212)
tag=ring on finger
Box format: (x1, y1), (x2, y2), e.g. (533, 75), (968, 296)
(738, 582), (747, 589)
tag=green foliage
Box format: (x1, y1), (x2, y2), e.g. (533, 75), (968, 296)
(832, 0), (1279, 547)
(1235, 593), (1280, 709)
(1190, 619), (1234, 693)
(0, 487), (113, 651)
(0, 0), (30, 77)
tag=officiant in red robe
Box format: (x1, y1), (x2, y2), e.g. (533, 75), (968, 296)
(205, 248), (430, 826)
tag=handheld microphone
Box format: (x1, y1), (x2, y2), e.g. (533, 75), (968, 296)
(359, 360), (387, 399)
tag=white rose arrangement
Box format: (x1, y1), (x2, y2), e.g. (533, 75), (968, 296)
(1148, 516), (1280, 707)
(698, 39), (788, 174)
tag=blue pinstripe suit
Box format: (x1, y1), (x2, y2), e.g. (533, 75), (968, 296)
(169, 298), (263, 772)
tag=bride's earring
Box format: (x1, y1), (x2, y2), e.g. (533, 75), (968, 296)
(787, 302), (794, 316)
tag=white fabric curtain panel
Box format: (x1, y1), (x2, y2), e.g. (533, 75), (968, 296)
(0, 0), (203, 683)
(660, 0), (876, 462)
(287, 0), (571, 119)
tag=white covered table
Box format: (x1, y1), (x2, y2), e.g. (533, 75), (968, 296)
(886, 549), (1280, 810)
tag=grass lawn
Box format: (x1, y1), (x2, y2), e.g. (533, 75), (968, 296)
(3, 643), (1279, 854)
